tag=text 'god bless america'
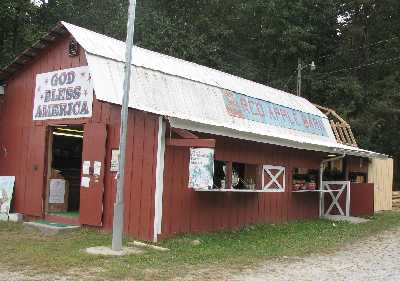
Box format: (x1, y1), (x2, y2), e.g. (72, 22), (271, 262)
(33, 66), (93, 120)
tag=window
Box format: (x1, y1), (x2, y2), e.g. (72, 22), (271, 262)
(232, 162), (260, 190)
(262, 165), (285, 192)
(292, 168), (318, 191)
(349, 172), (367, 183)
(195, 160), (287, 193)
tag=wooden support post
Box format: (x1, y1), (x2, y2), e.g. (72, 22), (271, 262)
(166, 138), (216, 148)
(226, 162), (233, 189)
(171, 128), (199, 139)
(337, 124), (347, 144)
(330, 120), (341, 143)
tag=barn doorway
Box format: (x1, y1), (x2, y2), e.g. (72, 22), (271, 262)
(45, 125), (83, 221)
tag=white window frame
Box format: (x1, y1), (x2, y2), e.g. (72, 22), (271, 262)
(262, 165), (285, 192)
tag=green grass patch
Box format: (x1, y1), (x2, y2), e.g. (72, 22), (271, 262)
(0, 212), (399, 280)
(48, 211), (80, 217)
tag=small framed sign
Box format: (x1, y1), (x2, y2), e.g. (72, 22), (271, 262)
(110, 149), (120, 172)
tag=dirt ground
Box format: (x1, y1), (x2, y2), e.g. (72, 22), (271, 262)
(234, 228), (400, 281)
(1, 228), (400, 281)
(177, 227), (400, 281)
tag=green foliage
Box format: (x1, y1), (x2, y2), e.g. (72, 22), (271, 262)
(1, 0), (399, 184)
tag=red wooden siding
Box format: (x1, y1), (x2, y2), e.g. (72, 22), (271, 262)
(0, 35), (159, 241)
(0, 31), (375, 242)
(160, 135), (322, 239)
(323, 183), (374, 216)
(79, 123), (107, 226)
(350, 183), (374, 216)
(0, 36), (87, 216)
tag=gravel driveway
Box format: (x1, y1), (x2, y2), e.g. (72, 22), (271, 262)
(236, 228), (400, 281)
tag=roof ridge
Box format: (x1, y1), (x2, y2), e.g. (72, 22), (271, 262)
(61, 21), (308, 104)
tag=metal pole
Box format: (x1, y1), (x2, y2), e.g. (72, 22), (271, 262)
(112, 0), (137, 251)
(297, 57), (301, 96)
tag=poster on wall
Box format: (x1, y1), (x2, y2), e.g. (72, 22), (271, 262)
(32, 66), (93, 120)
(110, 149), (120, 172)
(188, 148), (214, 190)
(0, 176), (15, 221)
(49, 179), (66, 204)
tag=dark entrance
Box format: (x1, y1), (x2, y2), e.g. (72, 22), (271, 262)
(45, 125), (83, 219)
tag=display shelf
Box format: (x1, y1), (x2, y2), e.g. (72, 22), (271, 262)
(195, 188), (283, 193)
(292, 189), (341, 193)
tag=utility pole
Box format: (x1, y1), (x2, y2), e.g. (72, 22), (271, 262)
(296, 58), (315, 97)
(112, 0), (137, 251)
(297, 58), (302, 97)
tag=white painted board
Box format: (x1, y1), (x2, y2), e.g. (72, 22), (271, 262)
(49, 179), (66, 204)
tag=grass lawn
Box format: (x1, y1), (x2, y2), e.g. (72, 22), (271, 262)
(0, 212), (399, 280)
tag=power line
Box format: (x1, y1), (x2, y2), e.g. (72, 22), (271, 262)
(316, 35), (399, 61)
(309, 55), (400, 78)
(282, 36), (399, 88)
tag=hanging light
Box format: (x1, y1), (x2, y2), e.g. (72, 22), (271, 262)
(310, 61), (316, 71)
(53, 132), (83, 138)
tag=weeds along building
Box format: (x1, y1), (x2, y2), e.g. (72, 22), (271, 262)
(0, 22), (387, 242)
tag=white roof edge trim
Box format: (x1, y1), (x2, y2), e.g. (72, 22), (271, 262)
(62, 22), (325, 117)
(168, 117), (388, 159)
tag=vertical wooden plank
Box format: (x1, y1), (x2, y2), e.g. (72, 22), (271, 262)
(180, 146), (191, 233)
(24, 125), (47, 216)
(139, 114), (157, 240)
(128, 111), (145, 237)
(161, 145), (173, 235)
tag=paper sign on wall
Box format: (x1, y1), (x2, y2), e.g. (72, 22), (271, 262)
(82, 161), (91, 175)
(110, 149), (120, 172)
(49, 179), (66, 204)
(188, 148), (214, 190)
(81, 176), (90, 188)
(33, 66), (93, 120)
(94, 161), (101, 176)
(0, 176), (15, 221)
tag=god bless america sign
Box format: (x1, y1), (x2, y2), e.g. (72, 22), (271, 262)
(33, 66), (93, 120)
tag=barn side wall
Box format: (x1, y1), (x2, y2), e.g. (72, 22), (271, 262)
(0, 35), (158, 241)
(368, 158), (393, 211)
(160, 135), (324, 239)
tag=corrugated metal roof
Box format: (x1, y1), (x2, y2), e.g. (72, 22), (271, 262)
(62, 22), (325, 118)
(0, 22), (386, 158)
(64, 22), (387, 158)
(84, 49), (385, 158)
(87, 53), (337, 143)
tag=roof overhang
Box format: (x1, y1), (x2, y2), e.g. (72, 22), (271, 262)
(168, 117), (387, 159)
(0, 22), (68, 83)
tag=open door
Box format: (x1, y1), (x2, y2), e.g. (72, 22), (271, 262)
(25, 125), (47, 216)
(79, 123), (107, 226)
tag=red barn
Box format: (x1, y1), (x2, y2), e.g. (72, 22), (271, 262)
(0, 22), (386, 242)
